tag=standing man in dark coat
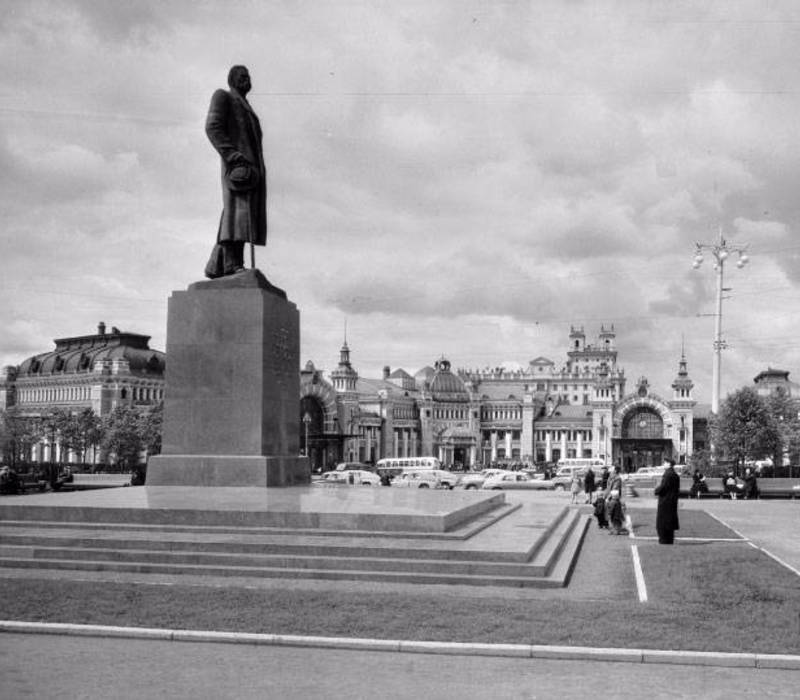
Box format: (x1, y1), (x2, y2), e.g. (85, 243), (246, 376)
(205, 65), (267, 279)
(654, 459), (680, 544)
(583, 467), (596, 504)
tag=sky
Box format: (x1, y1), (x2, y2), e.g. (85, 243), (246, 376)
(1, 0), (799, 406)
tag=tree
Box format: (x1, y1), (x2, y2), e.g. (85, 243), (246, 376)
(138, 402), (163, 458)
(38, 407), (74, 461)
(765, 390), (800, 470)
(71, 408), (103, 465)
(0, 410), (39, 467)
(100, 405), (145, 470)
(688, 447), (712, 474)
(712, 387), (780, 473)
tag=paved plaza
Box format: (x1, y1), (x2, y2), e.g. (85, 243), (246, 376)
(2, 632), (798, 700)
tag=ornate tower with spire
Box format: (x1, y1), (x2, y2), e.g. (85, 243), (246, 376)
(668, 344), (696, 464)
(330, 330), (358, 395)
(671, 348), (694, 402)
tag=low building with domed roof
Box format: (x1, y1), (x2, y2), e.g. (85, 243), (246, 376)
(0, 322), (165, 463)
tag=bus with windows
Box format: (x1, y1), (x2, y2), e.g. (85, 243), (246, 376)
(551, 458), (607, 490)
(375, 457), (442, 481)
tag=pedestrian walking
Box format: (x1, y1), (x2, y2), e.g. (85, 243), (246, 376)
(606, 492), (627, 535)
(583, 467), (595, 504)
(593, 495), (609, 529)
(600, 465), (609, 491)
(570, 472), (581, 504)
(604, 465), (622, 500)
(603, 466), (627, 535)
(654, 459), (680, 544)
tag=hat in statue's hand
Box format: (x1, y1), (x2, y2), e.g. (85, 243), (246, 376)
(226, 164), (259, 192)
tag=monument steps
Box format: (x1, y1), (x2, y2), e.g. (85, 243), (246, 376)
(0, 500), (521, 542)
(0, 509), (590, 588)
(0, 502), (552, 564)
(0, 508), (578, 577)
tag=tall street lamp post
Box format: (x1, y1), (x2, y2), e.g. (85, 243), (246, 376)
(692, 227), (749, 414)
(302, 412), (312, 458)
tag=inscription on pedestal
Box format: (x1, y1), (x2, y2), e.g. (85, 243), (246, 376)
(272, 327), (292, 386)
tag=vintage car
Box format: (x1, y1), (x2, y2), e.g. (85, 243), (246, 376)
(390, 471), (443, 489)
(481, 472), (556, 491)
(315, 469), (381, 487)
(625, 466), (667, 483)
(459, 469), (513, 490)
(426, 469), (462, 489)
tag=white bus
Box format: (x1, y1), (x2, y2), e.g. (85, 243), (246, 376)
(375, 457), (442, 479)
(555, 458), (606, 472)
(551, 458), (607, 489)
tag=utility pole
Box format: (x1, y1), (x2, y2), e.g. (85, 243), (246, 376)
(692, 227), (749, 414)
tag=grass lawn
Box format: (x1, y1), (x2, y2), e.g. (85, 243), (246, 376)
(1, 509), (799, 654)
(628, 508), (740, 540)
(637, 541), (800, 652)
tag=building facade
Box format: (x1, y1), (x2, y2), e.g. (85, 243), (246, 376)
(2, 322), (709, 472)
(299, 326), (704, 472)
(0, 323), (165, 464)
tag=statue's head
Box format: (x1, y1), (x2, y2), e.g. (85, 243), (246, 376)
(228, 65), (251, 95)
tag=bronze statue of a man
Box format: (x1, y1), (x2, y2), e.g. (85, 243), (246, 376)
(204, 65), (267, 279)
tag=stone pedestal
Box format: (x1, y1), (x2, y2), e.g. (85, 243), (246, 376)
(147, 270), (309, 487)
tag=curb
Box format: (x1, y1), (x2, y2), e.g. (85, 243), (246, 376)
(2, 620), (799, 670)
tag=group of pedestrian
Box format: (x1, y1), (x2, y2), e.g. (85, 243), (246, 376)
(583, 464), (628, 535)
(584, 459), (683, 543)
(725, 468), (759, 499)
(0, 465), (22, 495)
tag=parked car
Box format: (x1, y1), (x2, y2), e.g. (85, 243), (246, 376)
(625, 466), (666, 483)
(482, 473), (556, 491)
(391, 471), (443, 489)
(460, 469), (513, 490)
(315, 469), (381, 486)
(334, 461), (374, 472)
(427, 469), (462, 489)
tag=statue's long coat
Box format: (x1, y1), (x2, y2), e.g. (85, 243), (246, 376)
(205, 88), (267, 246)
(655, 467), (681, 533)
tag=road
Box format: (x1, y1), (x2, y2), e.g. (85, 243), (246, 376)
(1, 633), (797, 700)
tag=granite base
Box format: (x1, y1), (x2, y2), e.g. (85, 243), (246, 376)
(146, 455), (309, 488)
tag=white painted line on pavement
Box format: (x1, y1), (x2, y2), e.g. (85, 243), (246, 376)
(634, 536), (747, 543)
(631, 545), (647, 603)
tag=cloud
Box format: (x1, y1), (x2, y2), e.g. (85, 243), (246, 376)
(1, 0), (799, 405)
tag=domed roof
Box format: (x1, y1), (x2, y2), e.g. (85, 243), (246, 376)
(429, 359), (469, 403)
(17, 324), (165, 377)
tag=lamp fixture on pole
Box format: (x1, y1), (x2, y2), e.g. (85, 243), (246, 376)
(302, 412), (312, 457)
(692, 227), (749, 414)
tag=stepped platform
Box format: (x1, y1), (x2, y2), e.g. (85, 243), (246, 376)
(0, 487), (589, 588)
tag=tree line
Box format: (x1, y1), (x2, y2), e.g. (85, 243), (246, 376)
(0, 403), (163, 471)
(2, 385), (798, 476)
(704, 386), (800, 475)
